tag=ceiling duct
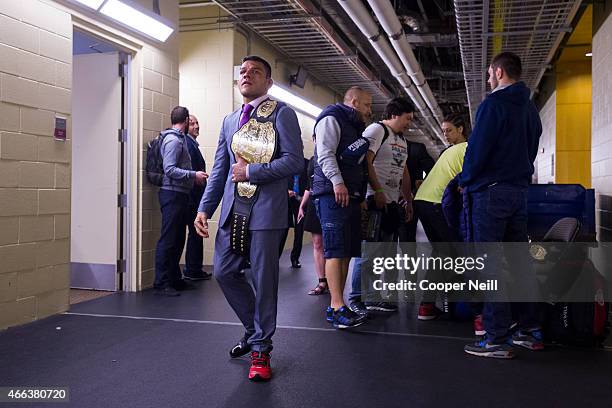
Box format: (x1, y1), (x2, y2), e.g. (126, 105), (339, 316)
(366, 0), (445, 126)
(337, 0), (445, 143)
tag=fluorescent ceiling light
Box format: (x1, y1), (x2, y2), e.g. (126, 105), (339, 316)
(72, 0), (105, 9)
(100, 0), (174, 42)
(269, 84), (322, 118)
(585, 52), (593, 57)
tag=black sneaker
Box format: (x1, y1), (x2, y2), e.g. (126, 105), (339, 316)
(365, 302), (398, 312)
(464, 339), (515, 359)
(332, 306), (366, 329)
(349, 301), (369, 317)
(229, 334), (251, 358)
(183, 270), (212, 281)
(154, 287), (180, 297)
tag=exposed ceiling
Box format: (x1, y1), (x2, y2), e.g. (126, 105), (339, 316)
(178, 0), (589, 143)
(557, 4), (592, 63)
(179, 0), (466, 145)
(454, 0), (583, 121)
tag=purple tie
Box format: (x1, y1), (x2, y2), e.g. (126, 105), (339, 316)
(239, 104), (254, 128)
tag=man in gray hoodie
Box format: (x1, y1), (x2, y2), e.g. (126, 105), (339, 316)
(154, 106), (207, 296)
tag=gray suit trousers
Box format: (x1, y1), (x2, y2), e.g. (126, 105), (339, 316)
(213, 223), (282, 353)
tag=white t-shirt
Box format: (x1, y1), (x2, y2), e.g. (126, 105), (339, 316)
(364, 122), (408, 203)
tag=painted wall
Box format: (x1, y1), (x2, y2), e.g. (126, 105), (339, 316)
(535, 91), (556, 184)
(592, 6), (612, 241)
(0, 0), (72, 329)
(555, 61), (592, 187)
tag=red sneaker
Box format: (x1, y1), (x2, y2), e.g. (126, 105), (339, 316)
(417, 303), (440, 321)
(248, 351), (272, 381)
(474, 314), (486, 336)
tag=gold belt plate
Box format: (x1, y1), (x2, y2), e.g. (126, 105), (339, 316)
(231, 119), (276, 198)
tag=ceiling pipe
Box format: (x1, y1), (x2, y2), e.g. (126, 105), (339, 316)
(337, 0), (445, 143)
(366, 0), (445, 126)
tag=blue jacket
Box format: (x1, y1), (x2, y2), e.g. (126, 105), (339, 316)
(312, 103), (367, 200)
(160, 128), (195, 194)
(459, 82), (542, 192)
(441, 174), (464, 242)
(186, 134), (206, 205)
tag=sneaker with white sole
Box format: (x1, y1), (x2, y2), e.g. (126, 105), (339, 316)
(365, 302), (398, 312)
(464, 339), (515, 359)
(332, 306), (366, 329)
(510, 330), (544, 351)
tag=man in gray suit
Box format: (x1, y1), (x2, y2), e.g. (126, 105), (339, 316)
(194, 55), (303, 381)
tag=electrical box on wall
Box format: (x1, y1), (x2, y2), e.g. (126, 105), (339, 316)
(54, 116), (67, 141)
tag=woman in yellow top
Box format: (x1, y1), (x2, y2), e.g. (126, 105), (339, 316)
(413, 114), (469, 321)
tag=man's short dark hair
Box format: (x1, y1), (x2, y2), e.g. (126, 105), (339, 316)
(170, 106), (189, 125)
(242, 55), (272, 78)
(383, 97), (415, 120)
(491, 52), (522, 81)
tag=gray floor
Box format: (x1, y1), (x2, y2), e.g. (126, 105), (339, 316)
(1, 243), (612, 408)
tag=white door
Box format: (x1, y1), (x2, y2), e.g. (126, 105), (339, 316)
(70, 52), (122, 291)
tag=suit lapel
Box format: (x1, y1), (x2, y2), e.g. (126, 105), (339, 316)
(227, 109), (242, 160)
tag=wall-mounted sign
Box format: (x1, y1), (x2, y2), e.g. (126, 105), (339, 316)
(54, 116), (67, 141)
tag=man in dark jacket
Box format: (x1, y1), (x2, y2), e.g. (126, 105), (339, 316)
(461, 52), (542, 359)
(279, 158), (309, 266)
(183, 114), (211, 281)
(400, 141), (435, 242)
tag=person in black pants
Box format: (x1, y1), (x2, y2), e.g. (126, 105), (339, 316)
(183, 114), (211, 280)
(279, 157), (309, 267)
(398, 141), (435, 242)
(413, 114), (468, 319)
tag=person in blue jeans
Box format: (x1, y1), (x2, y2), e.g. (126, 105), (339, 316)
(312, 86), (372, 330)
(460, 52), (543, 358)
(348, 98), (415, 317)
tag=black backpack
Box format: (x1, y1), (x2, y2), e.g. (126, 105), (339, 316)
(145, 132), (166, 186)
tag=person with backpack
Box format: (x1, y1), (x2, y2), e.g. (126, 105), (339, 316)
(153, 106), (208, 296)
(348, 97), (414, 318)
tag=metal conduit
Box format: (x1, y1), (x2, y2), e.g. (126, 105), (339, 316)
(337, 0), (445, 143)
(366, 0), (445, 126)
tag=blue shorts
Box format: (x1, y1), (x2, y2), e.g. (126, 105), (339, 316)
(314, 194), (362, 259)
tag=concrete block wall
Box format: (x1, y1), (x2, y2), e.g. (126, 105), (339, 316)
(179, 26), (235, 266)
(140, 45), (180, 288)
(592, 8), (612, 241)
(535, 92), (556, 184)
(0, 0), (72, 330)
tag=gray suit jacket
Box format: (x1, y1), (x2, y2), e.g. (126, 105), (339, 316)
(198, 102), (304, 230)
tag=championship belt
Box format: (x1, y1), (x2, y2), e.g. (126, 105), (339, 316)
(229, 99), (279, 255)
